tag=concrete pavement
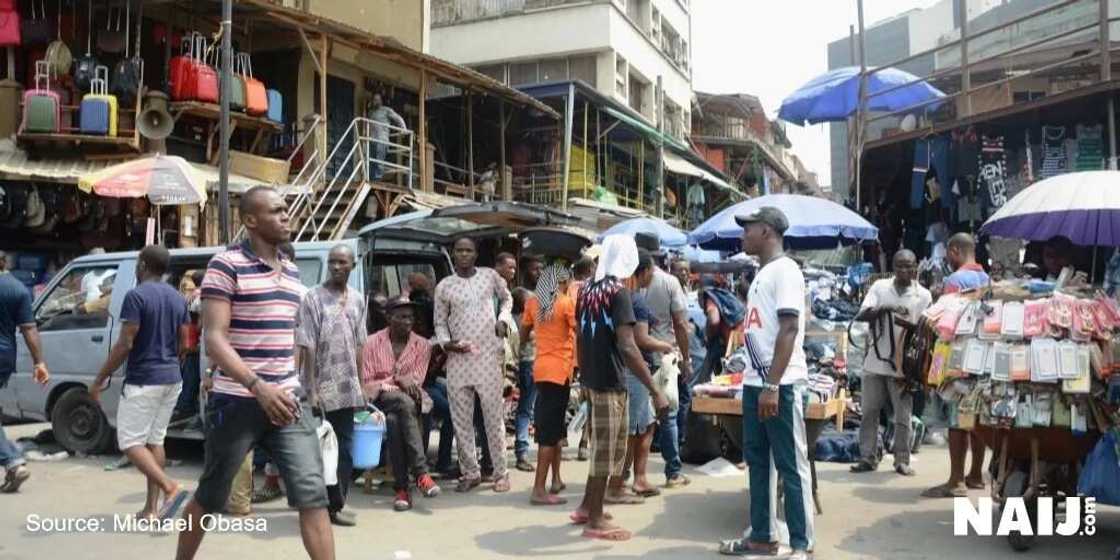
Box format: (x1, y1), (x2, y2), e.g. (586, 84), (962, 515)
(0, 422), (1116, 560)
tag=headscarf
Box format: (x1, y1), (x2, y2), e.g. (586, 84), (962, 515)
(535, 263), (571, 323)
(594, 234), (639, 281)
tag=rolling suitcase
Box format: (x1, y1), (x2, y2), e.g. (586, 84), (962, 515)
(240, 53), (267, 117)
(169, 33), (197, 100)
(228, 50), (245, 112)
(80, 66), (117, 136)
(266, 89), (282, 122)
(183, 34), (217, 103)
(21, 60), (59, 133)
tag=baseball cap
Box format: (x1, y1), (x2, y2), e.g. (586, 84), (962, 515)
(384, 294), (419, 312)
(735, 206), (789, 235)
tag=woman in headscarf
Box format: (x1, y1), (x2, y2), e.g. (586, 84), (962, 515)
(520, 263), (578, 506)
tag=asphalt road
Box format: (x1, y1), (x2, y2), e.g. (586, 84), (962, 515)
(0, 422), (1116, 560)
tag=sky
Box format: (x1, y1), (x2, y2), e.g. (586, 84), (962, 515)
(691, 0), (941, 187)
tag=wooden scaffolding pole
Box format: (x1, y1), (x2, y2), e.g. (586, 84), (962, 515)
(467, 90), (475, 195)
(319, 35), (329, 168)
(499, 100), (508, 200)
(560, 83), (575, 211)
(419, 69), (429, 192)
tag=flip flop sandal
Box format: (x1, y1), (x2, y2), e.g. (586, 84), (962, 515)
(530, 495), (569, 506)
(251, 485), (284, 504)
(920, 483), (968, 498)
(158, 489), (191, 521)
(582, 527), (632, 541)
(549, 483), (567, 495)
(965, 478), (986, 489)
(718, 539), (780, 557)
(604, 493), (645, 505)
(455, 477), (482, 493)
(632, 486), (662, 498)
(569, 511), (614, 525)
(493, 476), (511, 493)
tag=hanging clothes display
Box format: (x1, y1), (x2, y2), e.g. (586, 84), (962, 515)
(952, 126), (980, 178)
(978, 134), (1008, 218)
(686, 182), (706, 228)
(1040, 125), (1068, 179)
(1075, 124), (1104, 171)
(911, 136), (952, 210)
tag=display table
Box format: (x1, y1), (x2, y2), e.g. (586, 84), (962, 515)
(691, 389), (849, 514)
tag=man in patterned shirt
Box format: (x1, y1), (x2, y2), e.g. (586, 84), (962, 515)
(176, 186), (334, 560)
(296, 244), (367, 527)
(434, 237), (513, 493)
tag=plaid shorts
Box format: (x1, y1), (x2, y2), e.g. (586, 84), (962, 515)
(588, 389), (628, 478)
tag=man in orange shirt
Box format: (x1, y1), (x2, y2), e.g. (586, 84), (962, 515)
(521, 264), (577, 506)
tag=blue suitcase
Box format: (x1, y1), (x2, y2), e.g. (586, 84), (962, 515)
(80, 67), (117, 136)
(266, 89), (282, 122)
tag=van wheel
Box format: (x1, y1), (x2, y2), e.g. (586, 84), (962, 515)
(50, 388), (114, 455)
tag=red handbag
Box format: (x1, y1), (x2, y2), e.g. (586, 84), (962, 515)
(0, 9), (20, 46)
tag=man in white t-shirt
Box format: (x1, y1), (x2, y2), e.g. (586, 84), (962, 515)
(718, 207), (814, 559)
(851, 250), (931, 477)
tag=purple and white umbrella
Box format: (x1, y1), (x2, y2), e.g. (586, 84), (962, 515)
(980, 171), (1120, 246)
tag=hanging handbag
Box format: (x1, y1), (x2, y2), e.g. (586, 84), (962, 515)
(72, 0), (97, 91)
(306, 329), (339, 487)
(0, 7), (21, 46)
(44, 1), (72, 77)
(110, 0), (139, 103)
(20, 0), (51, 45)
(240, 52), (267, 116)
(96, 1), (123, 53)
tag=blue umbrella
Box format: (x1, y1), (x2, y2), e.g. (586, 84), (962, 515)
(598, 217), (688, 247)
(688, 194), (878, 251)
(779, 66), (945, 126)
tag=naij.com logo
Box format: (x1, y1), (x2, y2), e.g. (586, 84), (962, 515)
(954, 497), (1097, 536)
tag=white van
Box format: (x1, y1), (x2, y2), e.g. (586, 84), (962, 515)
(0, 240), (360, 454)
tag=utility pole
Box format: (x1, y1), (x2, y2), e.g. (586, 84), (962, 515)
(218, 0), (232, 243)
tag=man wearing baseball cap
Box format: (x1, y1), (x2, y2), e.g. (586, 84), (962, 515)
(719, 206), (814, 559)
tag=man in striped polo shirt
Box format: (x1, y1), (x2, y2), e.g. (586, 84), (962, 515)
(176, 187), (334, 560)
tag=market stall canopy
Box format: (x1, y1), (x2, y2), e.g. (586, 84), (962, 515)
(662, 151), (733, 191)
(598, 217), (687, 247)
(601, 106), (688, 151)
(79, 155), (206, 205)
(778, 66), (945, 126)
(980, 170), (1120, 246)
(689, 194), (878, 251)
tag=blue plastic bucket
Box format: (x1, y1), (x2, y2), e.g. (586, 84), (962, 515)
(352, 421), (386, 469)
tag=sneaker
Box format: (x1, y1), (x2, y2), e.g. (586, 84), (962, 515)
(417, 474), (441, 498)
(665, 474), (691, 489)
(849, 461), (878, 473)
(329, 510), (357, 526)
(1, 465), (30, 493)
(515, 456), (534, 472)
(895, 464), (916, 477)
(393, 490), (412, 512)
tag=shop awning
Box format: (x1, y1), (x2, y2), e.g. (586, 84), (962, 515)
(0, 150), (305, 195)
(662, 151), (734, 191)
(602, 107), (689, 152)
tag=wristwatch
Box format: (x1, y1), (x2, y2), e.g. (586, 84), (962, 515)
(762, 382), (780, 393)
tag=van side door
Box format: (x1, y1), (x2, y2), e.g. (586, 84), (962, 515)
(15, 260), (132, 419)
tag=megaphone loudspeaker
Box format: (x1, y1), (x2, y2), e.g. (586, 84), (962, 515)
(139, 91), (174, 140)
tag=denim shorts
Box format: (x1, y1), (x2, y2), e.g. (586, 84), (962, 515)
(194, 393), (328, 513)
(625, 371), (655, 435)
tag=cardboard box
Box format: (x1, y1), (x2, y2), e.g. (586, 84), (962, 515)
(229, 150), (291, 184)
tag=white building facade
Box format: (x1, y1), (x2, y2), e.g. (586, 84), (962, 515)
(431, 0), (693, 140)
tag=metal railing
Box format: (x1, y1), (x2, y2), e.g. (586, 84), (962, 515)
(233, 115), (323, 242)
(291, 117), (415, 241)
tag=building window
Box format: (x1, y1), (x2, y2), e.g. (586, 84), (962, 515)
(679, 38), (689, 71)
(510, 61), (539, 86)
(569, 55), (597, 86)
(539, 58), (568, 82)
(650, 5), (661, 42)
(615, 55), (628, 97)
(629, 73), (646, 114)
(475, 64), (507, 84)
